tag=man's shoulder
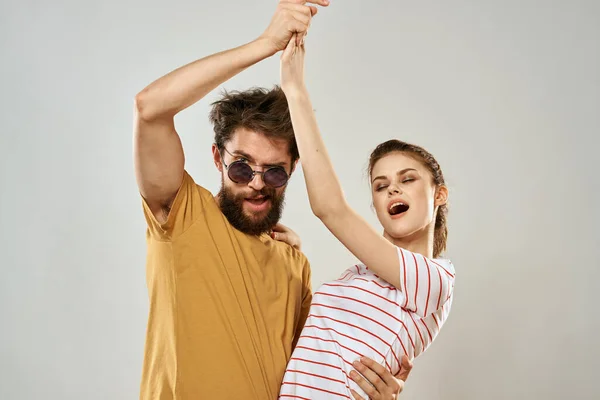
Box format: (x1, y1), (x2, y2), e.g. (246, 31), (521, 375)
(182, 172), (222, 215)
(270, 239), (310, 268)
(185, 172), (215, 201)
(275, 243), (311, 286)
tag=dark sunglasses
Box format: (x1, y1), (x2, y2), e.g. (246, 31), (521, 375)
(220, 148), (290, 188)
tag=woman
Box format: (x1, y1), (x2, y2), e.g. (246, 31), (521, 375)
(277, 35), (456, 400)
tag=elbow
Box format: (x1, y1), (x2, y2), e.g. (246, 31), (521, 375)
(311, 199), (347, 222)
(134, 89), (173, 123)
(437, 281), (454, 308)
(311, 205), (331, 221)
(134, 90), (154, 122)
(443, 282), (455, 303)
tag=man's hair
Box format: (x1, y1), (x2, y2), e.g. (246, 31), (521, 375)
(209, 85), (299, 164)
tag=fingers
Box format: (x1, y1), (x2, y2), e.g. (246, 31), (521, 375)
(281, 0), (330, 6)
(271, 229), (300, 250)
(352, 359), (385, 396)
(278, 0), (325, 36)
(395, 355), (414, 382)
(280, 8), (310, 36)
(278, 2), (316, 40)
(350, 389), (365, 400)
(281, 33), (297, 60)
(287, 20), (308, 39)
(281, 3), (313, 25)
(271, 231), (286, 242)
(350, 369), (379, 399)
(272, 223), (287, 233)
(356, 357), (397, 388)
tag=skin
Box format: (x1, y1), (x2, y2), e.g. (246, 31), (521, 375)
(211, 128), (296, 222)
(133, 0), (410, 396)
(134, 0), (323, 223)
(280, 30), (448, 398)
(279, 33), (448, 288)
(371, 152), (448, 258)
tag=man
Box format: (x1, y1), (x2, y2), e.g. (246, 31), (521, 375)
(133, 1), (412, 399)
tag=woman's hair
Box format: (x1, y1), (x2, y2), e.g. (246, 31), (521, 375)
(368, 140), (448, 258)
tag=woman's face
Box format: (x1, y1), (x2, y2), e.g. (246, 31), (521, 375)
(370, 152), (446, 241)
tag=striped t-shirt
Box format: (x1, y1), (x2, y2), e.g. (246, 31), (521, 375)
(278, 246), (456, 399)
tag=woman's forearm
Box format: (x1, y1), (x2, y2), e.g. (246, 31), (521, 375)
(286, 89), (347, 219)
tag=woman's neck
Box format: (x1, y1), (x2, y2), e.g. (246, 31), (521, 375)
(383, 224), (435, 259)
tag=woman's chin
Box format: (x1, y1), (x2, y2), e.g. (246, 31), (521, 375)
(384, 223), (427, 243)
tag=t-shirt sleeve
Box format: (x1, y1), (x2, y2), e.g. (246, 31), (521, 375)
(141, 169), (212, 240)
(292, 258), (313, 350)
(397, 246), (455, 318)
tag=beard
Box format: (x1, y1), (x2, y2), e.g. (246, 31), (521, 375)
(217, 182), (286, 236)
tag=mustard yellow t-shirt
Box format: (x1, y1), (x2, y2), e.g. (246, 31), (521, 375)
(138, 170), (312, 400)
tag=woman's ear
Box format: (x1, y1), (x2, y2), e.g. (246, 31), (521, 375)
(435, 185), (449, 207)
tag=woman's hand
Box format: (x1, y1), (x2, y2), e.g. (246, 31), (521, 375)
(270, 223), (302, 250)
(350, 356), (414, 399)
(280, 32), (307, 97)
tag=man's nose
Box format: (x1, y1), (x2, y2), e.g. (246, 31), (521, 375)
(248, 172), (265, 191)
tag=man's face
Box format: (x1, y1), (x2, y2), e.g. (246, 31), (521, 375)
(213, 128), (295, 236)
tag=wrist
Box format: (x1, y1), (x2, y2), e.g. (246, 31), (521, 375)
(253, 35), (279, 57)
(282, 85), (309, 101)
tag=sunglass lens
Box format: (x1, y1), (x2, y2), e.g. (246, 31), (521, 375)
(264, 167), (288, 187)
(228, 162), (254, 184)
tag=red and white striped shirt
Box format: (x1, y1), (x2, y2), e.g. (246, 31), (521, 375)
(278, 246), (456, 399)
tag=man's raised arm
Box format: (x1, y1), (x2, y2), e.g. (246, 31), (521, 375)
(133, 0), (328, 223)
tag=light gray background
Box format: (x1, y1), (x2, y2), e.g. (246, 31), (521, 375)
(1, 0), (599, 399)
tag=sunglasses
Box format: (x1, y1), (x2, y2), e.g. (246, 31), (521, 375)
(220, 147), (290, 188)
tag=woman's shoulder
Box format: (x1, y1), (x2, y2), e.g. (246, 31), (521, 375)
(394, 246), (456, 275)
(333, 264), (399, 291)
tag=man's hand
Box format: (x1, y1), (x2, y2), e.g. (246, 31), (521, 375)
(259, 0), (329, 55)
(270, 223), (302, 250)
(350, 356), (414, 400)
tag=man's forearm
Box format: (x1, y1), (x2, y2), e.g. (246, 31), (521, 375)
(135, 37), (277, 121)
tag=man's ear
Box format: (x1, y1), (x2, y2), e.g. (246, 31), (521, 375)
(290, 158), (299, 176)
(212, 144), (223, 172)
(435, 185), (449, 207)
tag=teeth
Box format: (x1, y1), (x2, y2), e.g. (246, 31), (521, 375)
(389, 202), (405, 210)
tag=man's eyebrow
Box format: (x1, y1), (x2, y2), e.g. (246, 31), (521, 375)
(267, 160), (288, 167)
(231, 150), (287, 167)
(230, 150), (254, 161)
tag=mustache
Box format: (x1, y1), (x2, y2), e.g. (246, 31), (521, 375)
(218, 183), (285, 236)
(240, 188), (276, 199)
